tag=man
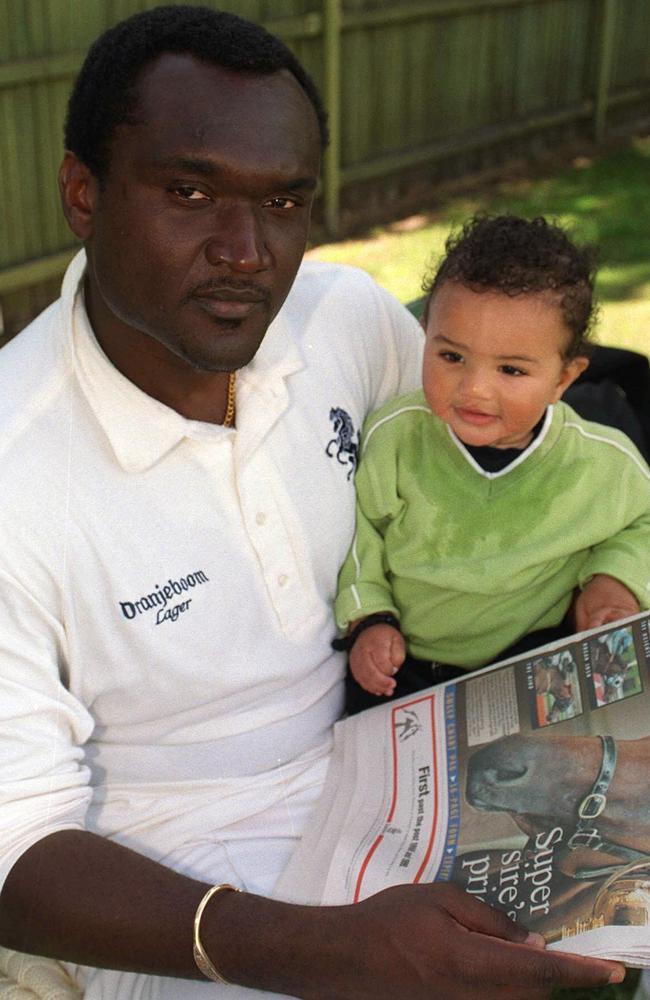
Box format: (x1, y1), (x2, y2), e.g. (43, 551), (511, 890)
(0, 6), (624, 998)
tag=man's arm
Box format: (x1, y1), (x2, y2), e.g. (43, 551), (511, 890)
(0, 829), (624, 997)
(0, 831), (205, 978)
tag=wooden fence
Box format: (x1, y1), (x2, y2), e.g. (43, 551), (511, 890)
(1, 0), (650, 342)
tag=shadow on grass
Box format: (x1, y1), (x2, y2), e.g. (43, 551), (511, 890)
(434, 138), (650, 306)
(309, 135), (650, 353)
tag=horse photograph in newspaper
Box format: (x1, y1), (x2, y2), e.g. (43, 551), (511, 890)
(591, 630), (638, 705)
(452, 732), (650, 941)
(466, 732), (650, 875)
(532, 651), (581, 723)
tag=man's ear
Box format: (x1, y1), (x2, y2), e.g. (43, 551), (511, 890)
(553, 355), (590, 401)
(58, 152), (98, 241)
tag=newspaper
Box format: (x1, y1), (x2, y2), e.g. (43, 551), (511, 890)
(277, 611), (650, 966)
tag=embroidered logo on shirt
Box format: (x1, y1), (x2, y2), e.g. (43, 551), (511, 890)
(326, 407), (360, 480)
(119, 570), (210, 625)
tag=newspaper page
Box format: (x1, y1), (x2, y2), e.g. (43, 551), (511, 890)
(277, 611), (650, 965)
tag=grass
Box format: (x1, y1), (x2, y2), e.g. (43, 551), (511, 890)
(307, 136), (650, 361)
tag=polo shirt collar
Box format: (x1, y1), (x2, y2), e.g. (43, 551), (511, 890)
(66, 251), (305, 472)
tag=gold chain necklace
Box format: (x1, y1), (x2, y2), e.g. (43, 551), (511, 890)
(223, 371), (237, 428)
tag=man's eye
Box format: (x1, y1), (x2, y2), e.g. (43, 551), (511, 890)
(263, 196), (297, 209)
(440, 351), (463, 364)
(172, 186), (209, 201)
(501, 365), (526, 377)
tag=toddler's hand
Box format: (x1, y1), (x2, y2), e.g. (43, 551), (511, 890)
(349, 624), (406, 697)
(573, 574), (640, 632)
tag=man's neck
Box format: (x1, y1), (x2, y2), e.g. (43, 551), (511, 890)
(84, 278), (232, 425)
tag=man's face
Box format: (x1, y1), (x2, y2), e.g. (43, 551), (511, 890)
(79, 55), (321, 372)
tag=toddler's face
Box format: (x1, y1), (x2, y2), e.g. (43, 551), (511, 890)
(421, 283), (589, 449)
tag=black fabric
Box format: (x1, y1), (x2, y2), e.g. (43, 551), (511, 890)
(490, 621), (574, 663)
(345, 654), (466, 716)
(463, 443), (524, 472)
(563, 346), (650, 463)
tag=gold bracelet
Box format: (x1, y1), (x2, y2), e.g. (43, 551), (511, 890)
(193, 883), (242, 984)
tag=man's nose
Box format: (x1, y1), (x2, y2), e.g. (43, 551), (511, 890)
(204, 202), (272, 273)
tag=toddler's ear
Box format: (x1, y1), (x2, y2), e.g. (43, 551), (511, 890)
(553, 355), (590, 401)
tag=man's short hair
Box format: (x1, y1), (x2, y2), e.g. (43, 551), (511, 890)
(423, 214), (597, 358)
(65, 4), (329, 180)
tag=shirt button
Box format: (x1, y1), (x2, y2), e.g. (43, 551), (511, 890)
(278, 574), (289, 587)
(255, 511), (267, 525)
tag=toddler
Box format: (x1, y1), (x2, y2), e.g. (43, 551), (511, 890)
(334, 215), (650, 712)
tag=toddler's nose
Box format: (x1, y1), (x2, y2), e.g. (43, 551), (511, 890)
(460, 369), (491, 399)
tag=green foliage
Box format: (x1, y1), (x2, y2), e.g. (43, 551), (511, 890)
(308, 137), (650, 360)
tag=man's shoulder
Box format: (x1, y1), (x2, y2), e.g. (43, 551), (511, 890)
(0, 296), (71, 452)
(293, 259), (385, 296)
(288, 260), (418, 332)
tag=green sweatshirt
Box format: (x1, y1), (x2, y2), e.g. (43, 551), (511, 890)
(335, 391), (650, 668)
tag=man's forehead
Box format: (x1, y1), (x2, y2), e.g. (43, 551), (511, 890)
(129, 54), (318, 150)
(103, 54), (321, 183)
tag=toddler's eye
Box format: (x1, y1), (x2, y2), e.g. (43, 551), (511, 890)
(441, 351), (463, 364)
(500, 365), (526, 377)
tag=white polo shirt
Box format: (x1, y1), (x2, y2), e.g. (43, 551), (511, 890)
(0, 251), (423, 891)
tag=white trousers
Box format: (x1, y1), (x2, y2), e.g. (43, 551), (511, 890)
(81, 766), (326, 1000)
(1, 757), (328, 1000)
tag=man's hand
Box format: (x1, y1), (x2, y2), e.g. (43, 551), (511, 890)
(573, 573), (640, 632)
(1, 835), (625, 997)
(349, 624), (406, 696)
(218, 882), (625, 1000)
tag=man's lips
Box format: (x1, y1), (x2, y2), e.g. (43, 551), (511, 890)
(188, 285), (270, 321)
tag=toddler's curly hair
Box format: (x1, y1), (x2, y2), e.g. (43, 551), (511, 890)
(423, 214), (597, 358)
